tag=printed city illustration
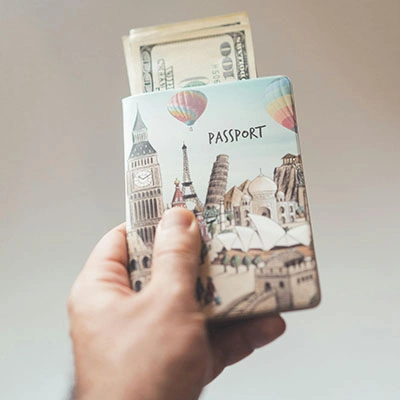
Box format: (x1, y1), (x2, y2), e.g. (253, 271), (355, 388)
(123, 76), (321, 319)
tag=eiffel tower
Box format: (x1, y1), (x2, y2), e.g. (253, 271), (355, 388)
(181, 143), (203, 211)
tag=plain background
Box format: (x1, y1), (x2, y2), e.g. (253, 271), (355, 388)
(1, 1), (399, 399)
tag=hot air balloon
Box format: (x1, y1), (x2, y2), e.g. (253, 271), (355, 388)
(167, 90), (208, 131)
(264, 77), (297, 133)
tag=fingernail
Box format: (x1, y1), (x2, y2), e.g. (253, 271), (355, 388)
(160, 208), (194, 230)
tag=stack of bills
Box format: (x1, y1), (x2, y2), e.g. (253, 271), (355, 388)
(122, 12), (256, 94)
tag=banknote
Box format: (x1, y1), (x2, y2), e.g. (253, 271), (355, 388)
(122, 13), (256, 94)
(126, 12), (250, 39)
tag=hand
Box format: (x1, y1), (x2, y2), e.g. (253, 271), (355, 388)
(68, 208), (285, 400)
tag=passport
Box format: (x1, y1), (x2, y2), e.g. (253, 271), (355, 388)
(122, 76), (321, 320)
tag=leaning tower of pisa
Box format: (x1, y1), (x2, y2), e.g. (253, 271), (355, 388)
(204, 154), (229, 209)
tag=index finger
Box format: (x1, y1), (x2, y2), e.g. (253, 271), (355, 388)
(79, 223), (131, 289)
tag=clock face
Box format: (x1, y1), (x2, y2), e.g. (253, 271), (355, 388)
(134, 169), (153, 188)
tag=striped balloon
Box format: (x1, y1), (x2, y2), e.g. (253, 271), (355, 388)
(265, 77), (297, 133)
(167, 90), (208, 130)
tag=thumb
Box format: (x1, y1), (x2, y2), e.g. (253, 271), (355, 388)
(150, 208), (201, 306)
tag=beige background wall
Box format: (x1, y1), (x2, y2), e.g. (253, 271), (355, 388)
(1, 1), (399, 399)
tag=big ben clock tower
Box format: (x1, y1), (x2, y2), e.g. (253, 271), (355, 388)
(127, 108), (164, 245)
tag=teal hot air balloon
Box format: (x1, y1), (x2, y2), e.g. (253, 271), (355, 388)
(167, 90), (208, 131)
(264, 77), (298, 133)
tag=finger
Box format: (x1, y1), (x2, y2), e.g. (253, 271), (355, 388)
(78, 223), (131, 290)
(150, 208), (201, 305)
(208, 315), (286, 381)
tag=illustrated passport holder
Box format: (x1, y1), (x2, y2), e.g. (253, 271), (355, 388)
(122, 76), (321, 320)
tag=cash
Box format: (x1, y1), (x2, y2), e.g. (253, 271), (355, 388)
(122, 12), (256, 94)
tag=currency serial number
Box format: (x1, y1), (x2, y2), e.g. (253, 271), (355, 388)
(212, 64), (221, 84)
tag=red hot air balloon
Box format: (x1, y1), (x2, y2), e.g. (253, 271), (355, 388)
(264, 77), (298, 133)
(167, 90), (208, 131)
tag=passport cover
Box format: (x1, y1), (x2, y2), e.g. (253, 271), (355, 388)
(123, 76), (321, 320)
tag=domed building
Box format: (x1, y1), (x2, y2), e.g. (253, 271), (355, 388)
(247, 170), (278, 222)
(223, 168), (300, 230)
(224, 171), (279, 227)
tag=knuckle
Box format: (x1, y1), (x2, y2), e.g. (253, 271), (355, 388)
(67, 285), (80, 317)
(154, 281), (188, 305)
(154, 245), (198, 266)
(169, 281), (191, 299)
(67, 283), (100, 318)
(153, 280), (198, 311)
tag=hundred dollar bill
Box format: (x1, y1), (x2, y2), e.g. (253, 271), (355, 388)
(122, 12), (256, 94)
(126, 12), (250, 39)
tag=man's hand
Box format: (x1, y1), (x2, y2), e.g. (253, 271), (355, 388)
(68, 208), (285, 400)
